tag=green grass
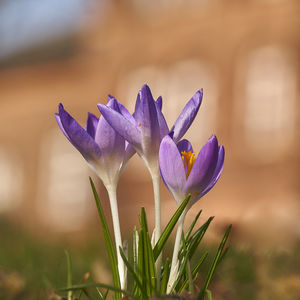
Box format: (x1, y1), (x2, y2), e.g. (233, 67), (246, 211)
(0, 217), (300, 300)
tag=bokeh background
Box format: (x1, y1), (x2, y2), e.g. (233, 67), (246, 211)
(0, 0), (299, 299)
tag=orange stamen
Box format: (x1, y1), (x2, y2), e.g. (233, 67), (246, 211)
(181, 151), (196, 179)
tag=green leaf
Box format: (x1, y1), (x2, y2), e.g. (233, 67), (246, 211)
(64, 250), (73, 300)
(141, 208), (157, 293)
(206, 289), (213, 300)
(139, 208), (156, 296)
(153, 194), (191, 260)
(119, 246), (147, 299)
(160, 258), (170, 294)
(196, 225), (232, 300)
(89, 177), (121, 300)
(178, 251), (208, 292)
(184, 217), (214, 260)
(185, 210), (202, 241)
(58, 283), (134, 299)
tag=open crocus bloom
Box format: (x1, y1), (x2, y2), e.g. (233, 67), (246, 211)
(98, 84), (202, 173)
(55, 96), (135, 188)
(159, 135), (225, 206)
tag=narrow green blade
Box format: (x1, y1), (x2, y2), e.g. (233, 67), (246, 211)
(89, 178), (121, 300)
(196, 225), (232, 300)
(185, 217), (214, 260)
(141, 208), (157, 293)
(64, 250), (73, 300)
(178, 251), (208, 292)
(185, 210), (202, 241)
(153, 195), (190, 260)
(58, 282), (134, 299)
(160, 258), (170, 294)
(119, 246), (147, 298)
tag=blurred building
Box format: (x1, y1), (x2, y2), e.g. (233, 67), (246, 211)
(0, 0), (299, 248)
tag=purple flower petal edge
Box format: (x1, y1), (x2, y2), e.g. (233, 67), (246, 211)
(171, 89), (203, 143)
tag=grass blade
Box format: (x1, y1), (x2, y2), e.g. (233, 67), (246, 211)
(58, 282), (134, 299)
(89, 177), (121, 299)
(64, 250), (73, 300)
(141, 208), (157, 293)
(153, 195), (190, 260)
(196, 225), (232, 300)
(178, 251), (208, 292)
(185, 211), (202, 241)
(184, 217), (214, 260)
(119, 246), (147, 299)
(160, 258), (170, 294)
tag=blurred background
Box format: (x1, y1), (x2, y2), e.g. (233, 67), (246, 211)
(0, 0), (299, 299)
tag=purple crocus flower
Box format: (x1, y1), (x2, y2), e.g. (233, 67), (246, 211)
(98, 84), (203, 174)
(98, 84), (203, 271)
(55, 96), (135, 290)
(159, 134), (224, 292)
(159, 134), (225, 206)
(55, 96), (135, 187)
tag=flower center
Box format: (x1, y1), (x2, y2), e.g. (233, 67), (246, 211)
(181, 151), (196, 179)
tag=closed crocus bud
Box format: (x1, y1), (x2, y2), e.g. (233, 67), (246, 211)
(55, 97), (135, 187)
(55, 96), (136, 290)
(98, 84), (203, 174)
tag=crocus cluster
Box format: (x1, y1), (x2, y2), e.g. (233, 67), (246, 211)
(55, 84), (224, 292)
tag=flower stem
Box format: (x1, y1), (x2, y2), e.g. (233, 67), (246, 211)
(167, 208), (187, 293)
(107, 185), (126, 290)
(150, 170), (162, 287)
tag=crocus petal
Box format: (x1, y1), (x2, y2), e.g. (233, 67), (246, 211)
(159, 135), (186, 204)
(184, 135), (219, 195)
(154, 97), (169, 140)
(57, 103), (102, 161)
(95, 98), (125, 165)
(86, 112), (99, 139)
(171, 89), (203, 143)
(98, 103), (142, 150)
(133, 93), (142, 122)
(177, 139), (193, 154)
(116, 98), (136, 125)
(120, 143), (136, 174)
(156, 96), (162, 111)
(55, 113), (71, 141)
(139, 84), (160, 153)
(199, 145), (225, 198)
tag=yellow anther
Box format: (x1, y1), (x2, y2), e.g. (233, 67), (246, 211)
(181, 151), (196, 179)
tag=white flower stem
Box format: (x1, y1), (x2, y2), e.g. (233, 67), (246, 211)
(107, 185), (126, 290)
(150, 169), (162, 287)
(167, 208), (187, 293)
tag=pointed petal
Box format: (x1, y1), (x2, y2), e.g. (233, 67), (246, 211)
(159, 135), (186, 203)
(139, 84), (160, 152)
(57, 103), (102, 161)
(120, 142), (136, 174)
(95, 98), (125, 165)
(98, 103), (142, 149)
(199, 145), (225, 198)
(133, 93), (142, 122)
(55, 113), (71, 141)
(86, 112), (99, 139)
(116, 99), (136, 125)
(184, 135), (219, 195)
(177, 139), (193, 154)
(156, 96), (162, 111)
(171, 89), (203, 143)
(155, 97), (169, 140)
